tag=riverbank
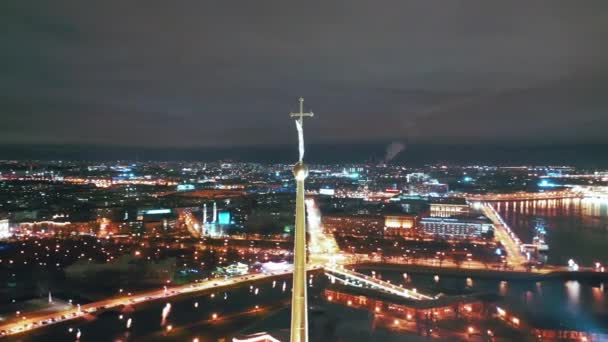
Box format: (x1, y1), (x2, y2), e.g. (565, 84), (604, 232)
(352, 262), (608, 282)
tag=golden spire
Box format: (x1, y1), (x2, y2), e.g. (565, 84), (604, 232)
(289, 97), (313, 342)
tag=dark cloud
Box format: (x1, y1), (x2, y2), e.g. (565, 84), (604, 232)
(1, 0), (607, 147)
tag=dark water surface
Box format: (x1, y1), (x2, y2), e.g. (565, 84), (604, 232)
(494, 198), (608, 266)
(7, 269), (608, 341)
(372, 269), (608, 334)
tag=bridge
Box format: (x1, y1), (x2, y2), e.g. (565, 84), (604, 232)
(479, 202), (527, 268)
(1, 264), (438, 338)
(0, 268), (315, 338)
(540, 174), (608, 180)
(465, 190), (583, 202)
(324, 265), (435, 301)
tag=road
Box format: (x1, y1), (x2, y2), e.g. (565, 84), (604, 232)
(178, 209), (203, 238)
(305, 198), (349, 266)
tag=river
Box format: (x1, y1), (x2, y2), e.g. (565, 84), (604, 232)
(493, 198), (608, 267)
(6, 268), (608, 341)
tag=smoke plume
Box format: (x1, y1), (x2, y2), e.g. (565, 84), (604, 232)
(384, 141), (406, 162)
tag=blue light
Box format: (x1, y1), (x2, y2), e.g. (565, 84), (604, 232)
(463, 176), (473, 182)
(218, 212), (231, 225)
(495, 248), (502, 256)
(145, 209), (171, 214)
(538, 179), (558, 187)
(177, 184), (195, 191)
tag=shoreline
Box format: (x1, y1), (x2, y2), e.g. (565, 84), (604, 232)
(351, 262), (608, 282)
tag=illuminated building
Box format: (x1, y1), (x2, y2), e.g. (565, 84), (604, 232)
(419, 216), (493, 239)
(218, 211), (231, 225)
(429, 198), (469, 217)
(176, 183), (195, 191)
(0, 219), (10, 239)
(324, 286), (487, 322)
(137, 208), (171, 221)
(384, 214), (418, 237)
(406, 172), (430, 184)
(136, 209), (177, 232)
(16, 221), (94, 236)
(224, 262), (249, 276)
(260, 260), (292, 273)
(318, 188), (335, 196)
(409, 180), (449, 196)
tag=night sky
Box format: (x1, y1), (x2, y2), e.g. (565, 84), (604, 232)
(2, 1), (608, 154)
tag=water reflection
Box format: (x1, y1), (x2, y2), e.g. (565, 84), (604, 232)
(592, 285), (604, 310)
(494, 198), (608, 265)
(565, 280), (581, 312)
(524, 290), (534, 305)
(10, 271), (608, 342)
(499, 281), (508, 296)
(161, 302), (172, 326)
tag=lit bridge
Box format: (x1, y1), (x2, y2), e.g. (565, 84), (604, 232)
(323, 265), (435, 301)
(464, 190), (583, 202)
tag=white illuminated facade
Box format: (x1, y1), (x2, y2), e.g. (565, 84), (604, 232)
(420, 217), (493, 239)
(0, 219), (10, 239)
(430, 203), (469, 218)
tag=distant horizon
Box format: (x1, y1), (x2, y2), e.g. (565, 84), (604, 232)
(1, 142), (607, 167)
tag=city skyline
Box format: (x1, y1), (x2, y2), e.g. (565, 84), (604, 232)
(1, 142), (607, 167)
(2, 2), (608, 340)
(2, 159), (608, 340)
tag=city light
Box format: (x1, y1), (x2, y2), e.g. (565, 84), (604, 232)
(1, 160), (607, 341)
(2, 3), (607, 340)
